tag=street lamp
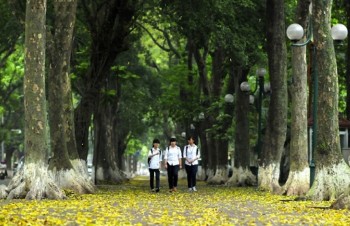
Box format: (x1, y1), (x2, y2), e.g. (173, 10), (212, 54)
(198, 112), (205, 120)
(239, 68), (268, 180)
(286, 22), (348, 187)
(255, 68), (267, 165)
(224, 94), (234, 104)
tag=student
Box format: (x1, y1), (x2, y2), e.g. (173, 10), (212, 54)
(164, 137), (182, 192)
(183, 136), (200, 192)
(148, 139), (162, 192)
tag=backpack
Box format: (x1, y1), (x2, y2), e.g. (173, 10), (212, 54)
(148, 148), (161, 166)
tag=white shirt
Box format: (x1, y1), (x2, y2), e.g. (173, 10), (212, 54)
(183, 144), (200, 165)
(148, 148), (162, 169)
(164, 146), (182, 166)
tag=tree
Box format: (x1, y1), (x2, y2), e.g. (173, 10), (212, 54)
(282, 0), (310, 196)
(226, 68), (256, 186)
(259, 0), (288, 192)
(6, 0), (65, 199)
(72, 0), (142, 183)
(307, 0), (350, 201)
(46, 0), (94, 193)
(344, 0), (350, 119)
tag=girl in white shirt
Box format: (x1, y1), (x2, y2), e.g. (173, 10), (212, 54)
(148, 139), (162, 192)
(164, 137), (182, 192)
(183, 136), (200, 192)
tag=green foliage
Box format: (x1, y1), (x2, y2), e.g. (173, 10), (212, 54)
(125, 138), (143, 156)
(0, 45), (24, 147)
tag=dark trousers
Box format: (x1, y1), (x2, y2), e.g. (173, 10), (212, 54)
(149, 168), (160, 189)
(185, 164), (198, 188)
(167, 163), (179, 189)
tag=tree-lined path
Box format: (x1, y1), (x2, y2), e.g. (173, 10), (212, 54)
(0, 176), (349, 225)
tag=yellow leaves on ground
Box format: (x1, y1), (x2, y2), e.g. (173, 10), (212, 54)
(0, 176), (350, 225)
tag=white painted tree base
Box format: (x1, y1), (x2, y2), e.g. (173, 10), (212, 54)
(282, 167), (309, 196)
(207, 168), (228, 185)
(330, 194), (350, 209)
(258, 163), (282, 193)
(226, 166), (256, 186)
(95, 166), (126, 183)
(307, 162), (350, 201)
(50, 159), (95, 194)
(0, 185), (7, 198)
(6, 163), (66, 200)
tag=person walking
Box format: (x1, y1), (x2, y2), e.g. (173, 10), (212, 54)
(183, 136), (200, 192)
(164, 137), (182, 192)
(148, 138), (162, 192)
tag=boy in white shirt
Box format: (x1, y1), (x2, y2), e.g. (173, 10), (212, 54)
(148, 139), (162, 192)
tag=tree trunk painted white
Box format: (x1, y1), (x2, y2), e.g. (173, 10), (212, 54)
(69, 159), (95, 192)
(260, 0), (288, 194)
(207, 167), (228, 185)
(197, 166), (206, 181)
(307, 0), (350, 201)
(284, 0), (310, 196)
(282, 168), (310, 196)
(226, 166), (256, 186)
(6, 164), (65, 199)
(206, 168), (215, 182)
(0, 185), (7, 199)
(95, 166), (125, 183)
(258, 163), (282, 193)
(307, 162), (350, 201)
(331, 194), (350, 210)
(9, 0), (66, 200)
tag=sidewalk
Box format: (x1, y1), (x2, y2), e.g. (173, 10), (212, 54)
(0, 176), (349, 225)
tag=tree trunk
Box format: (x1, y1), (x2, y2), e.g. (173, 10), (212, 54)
(206, 47), (231, 185)
(197, 120), (209, 180)
(193, 45), (212, 180)
(345, 0), (350, 119)
(282, 0), (310, 196)
(47, 0), (95, 194)
(259, 0), (288, 193)
(227, 68), (256, 186)
(307, 0), (350, 201)
(6, 0), (65, 200)
(94, 97), (125, 184)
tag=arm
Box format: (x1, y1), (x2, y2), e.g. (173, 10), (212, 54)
(178, 148), (182, 168)
(164, 149), (168, 168)
(183, 146), (190, 163)
(194, 148), (201, 161)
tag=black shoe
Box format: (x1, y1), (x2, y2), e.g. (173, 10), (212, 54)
(155, 188), (160, 192)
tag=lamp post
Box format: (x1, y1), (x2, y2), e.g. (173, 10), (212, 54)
(240, 69), (268, 178)
(286, 22), (348, 187)
(256, 68), (267, 163)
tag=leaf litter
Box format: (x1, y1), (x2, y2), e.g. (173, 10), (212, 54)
(0, 176), (349, 225)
